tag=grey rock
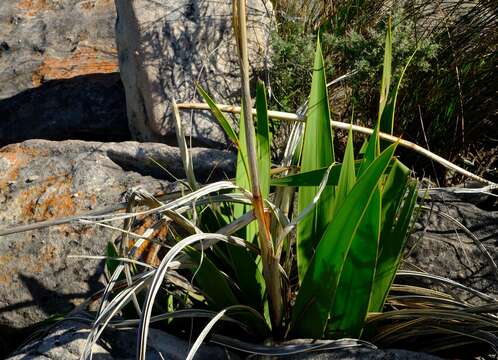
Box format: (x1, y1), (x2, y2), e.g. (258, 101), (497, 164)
(0, 1), (127, 145)
(6, 319), (230, 359)
(279, 348), (441, 359)
(0, 139), (235, 357)
(6, 319), (441, 360)
(115, 0), (274, 147)
(405, 187), (498, 302)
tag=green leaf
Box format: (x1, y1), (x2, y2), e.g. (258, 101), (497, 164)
(332, 126), (356, 212)
(291, 142), (398, 339)
(105, 241), (120, 276)
(327, 126), (379, 338)
(378, 19), (392, 133)
(255, 80), (271, 199)
(369, 178), (418, 312)
(197, 84), (239, 146)
(184, 248), (239, 310)
(327, 187), (380, 338)
(380, 49), (417, 138)
(297, 37), (335, 282)
(272, 161), (395, 187)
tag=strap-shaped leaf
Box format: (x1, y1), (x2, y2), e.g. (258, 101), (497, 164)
(272, 161), (395, 187)
(297, 37), (335, 282)
(291, 142), (398, 339)
(369, 178), (418, 312)
(326, 127), (380, 338)
(197, 84), (239, 146)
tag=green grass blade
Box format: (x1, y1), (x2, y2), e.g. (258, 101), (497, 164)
(291, 142), (398, 339)
(369, 179), (418, 312)
(297, 37), (335, 282)
(197, 84), (239, 146)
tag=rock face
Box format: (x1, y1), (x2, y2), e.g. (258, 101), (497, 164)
(0, 0), (128, 145)
(405, 188), (498, 302)
(0, 139), (235, 357)
(114, 0), (274, 147)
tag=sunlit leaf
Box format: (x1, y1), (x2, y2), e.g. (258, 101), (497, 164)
(297, 37), (335, 282)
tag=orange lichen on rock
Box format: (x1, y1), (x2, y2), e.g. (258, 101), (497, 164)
(20, 176), (77, 221)
(0, 145), (48, 189)
(31, 46), (118, 87)
(16, 0), (52, 17)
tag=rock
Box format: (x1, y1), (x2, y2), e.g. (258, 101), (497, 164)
(405, 187), (498, 302)
(6, 318), (441, 360)
(280, 348), (441, 360)
(115, 0), (274, 147)
(0, 139), (235, 357)
(6, 319), (231, 359)
(0, 0), (127, 145)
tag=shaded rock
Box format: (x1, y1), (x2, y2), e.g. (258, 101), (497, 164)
(405, 187), (498, 302)
(115, 0), (274, 147)
(6, 319), (231, 360)
(0, 0), (126, 145)
(280, 348), (441, 360)
(0, 73), (129, 146)
(0, 139), (235, 357)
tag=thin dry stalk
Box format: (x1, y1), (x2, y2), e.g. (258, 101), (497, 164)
(176, 101), (496, 188)
(233, 0), (282, 330)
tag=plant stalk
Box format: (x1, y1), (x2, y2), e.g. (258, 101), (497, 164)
(177, 102), (496, 188)
(233, 0), (282, 331)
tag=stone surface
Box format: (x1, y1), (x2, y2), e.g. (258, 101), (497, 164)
(6, 318), (441, 360)
(0, 139), (235, 357)
(115, 0), (274, 147)
(280, 348), (441, 360)
(404, 187), (498, 302)
(6, 319), (231, 359)
(0, 0), (127, 145)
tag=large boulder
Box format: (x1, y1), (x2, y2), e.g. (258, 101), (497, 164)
(0, 139), (235, 357)
(0, 0), (128, 145)
(114, 0), (274, 147)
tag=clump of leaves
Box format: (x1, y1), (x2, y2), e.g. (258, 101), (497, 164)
(80, 13), (498, 360)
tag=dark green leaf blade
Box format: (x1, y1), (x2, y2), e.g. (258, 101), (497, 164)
(369, 179), (418, 312)
(291, 142), (398, 339)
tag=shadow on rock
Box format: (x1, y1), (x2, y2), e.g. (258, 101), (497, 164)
(0, 73), (130, 147)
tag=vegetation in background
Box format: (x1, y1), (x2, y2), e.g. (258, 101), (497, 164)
(269, 0), (498, 184)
